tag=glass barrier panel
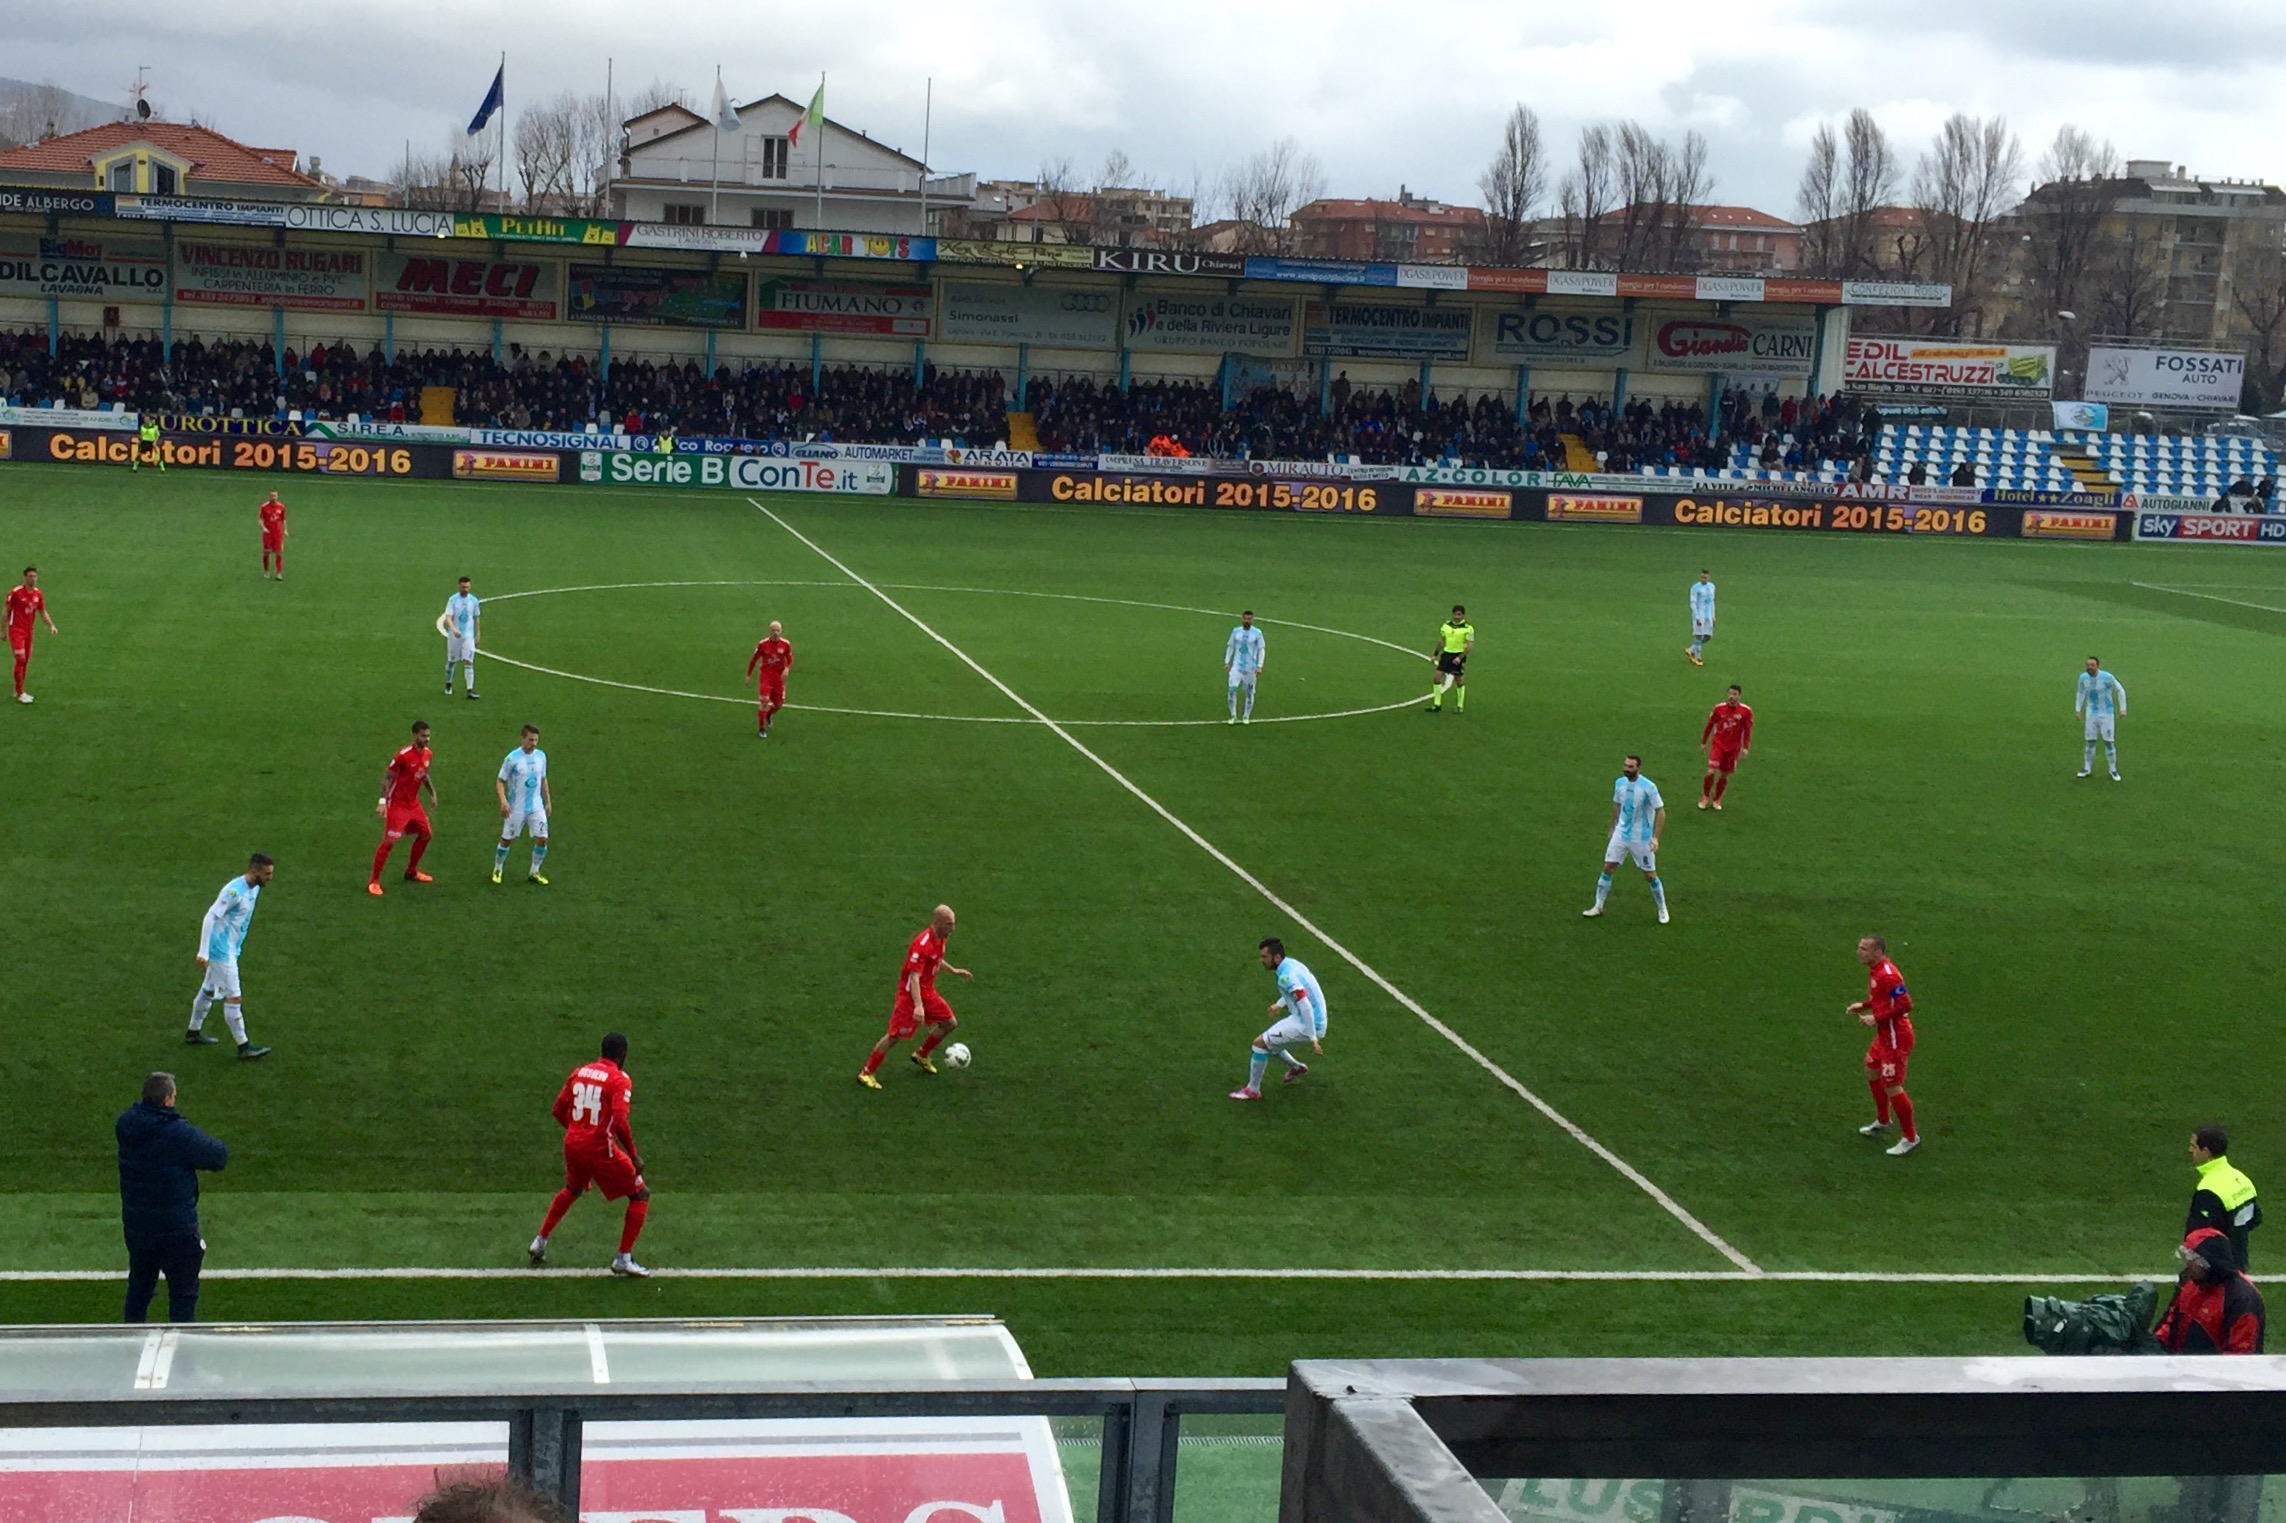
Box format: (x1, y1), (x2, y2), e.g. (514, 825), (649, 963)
(1174, 1411), (1285, 1523)
(1480, 1476), (2286, 1523)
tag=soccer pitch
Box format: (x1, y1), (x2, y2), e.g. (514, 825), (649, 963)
(0, 466), (2277, 1372)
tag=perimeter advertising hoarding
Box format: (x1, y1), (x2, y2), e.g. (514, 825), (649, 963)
(567, 263), (748, 328)
(1844, 337), (2057, 399)
(2133, 511), (2286, 545)
(375, 253), (560, 320)
(2081, 345), (2247, 410)
(937, 280), (1120, 349)
(1547, 494), (1645, 523)
(1414, 486), (1515, 519)
(1301, 299), (1474, 360)
(2020, 508), (2122, 540)
(1474, 305), (1641, 367)
(14, 426), (459, 477)
(0, 233), (166, 300)
(1642, 309), (1817, 376)
(453, 449), (561, 482)
(754, 278), (934, 336)
(172, 240), (369, 311)
(1123, 291), (1300, 355)
(580, 452), (896, 493)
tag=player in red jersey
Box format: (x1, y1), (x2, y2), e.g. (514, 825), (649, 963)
(5, 566), (57, 704)
(529, 1031), (651, 1276)
(258, 491), (288, 579)
(859, 903), (973, 1088)
(1848, 934), (1920, 1156)
(1698, 684), (1754, 810)
(368, 721), (437, 896)
(746, 620), (794, 738)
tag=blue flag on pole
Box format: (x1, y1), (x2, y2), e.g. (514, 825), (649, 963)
(466, 64), (505, 136)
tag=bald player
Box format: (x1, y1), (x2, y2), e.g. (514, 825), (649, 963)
(858, 904), (974, 1088)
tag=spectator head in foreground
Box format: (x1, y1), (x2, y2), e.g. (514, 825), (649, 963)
(412, 1475), (571, 1523)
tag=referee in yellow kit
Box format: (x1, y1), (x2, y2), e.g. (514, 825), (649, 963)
(1426, 604), (1474, 713)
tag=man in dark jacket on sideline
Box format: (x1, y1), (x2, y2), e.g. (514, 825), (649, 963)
(2154, 1228), (2266, 1354)
(117, 1071), (228, 1323)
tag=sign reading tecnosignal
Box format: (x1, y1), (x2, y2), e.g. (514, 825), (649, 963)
(2082, 346), (2246, 410)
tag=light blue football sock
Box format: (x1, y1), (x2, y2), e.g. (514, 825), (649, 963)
(1247, 1050), (1269, 1091)
(1594, 873), (1613, 908)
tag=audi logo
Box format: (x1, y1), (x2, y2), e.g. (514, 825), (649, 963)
(1057, 292), (1113, 313)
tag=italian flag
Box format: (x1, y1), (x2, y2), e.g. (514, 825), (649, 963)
(789, 82), (824, 146)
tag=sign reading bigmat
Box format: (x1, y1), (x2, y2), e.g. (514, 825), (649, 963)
(568, 263), (748, 328)
(173, 240), (369, 311)
(0, 233), (166, 300)
(1302, 299), (1473, 360)
(1643, 310), (1816, 375)
(376, 252), (560, 320)
(754, 278), (934, 336)
(1844, 337), (2057, 399)
(2082, 345), (2246, 410)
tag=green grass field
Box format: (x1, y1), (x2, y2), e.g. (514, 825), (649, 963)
(0, 463), (2278, 1373)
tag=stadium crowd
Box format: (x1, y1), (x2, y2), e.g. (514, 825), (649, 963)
(1, 328), (1883, 474)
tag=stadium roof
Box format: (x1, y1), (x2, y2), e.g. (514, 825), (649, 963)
(0, 120), (316, 190)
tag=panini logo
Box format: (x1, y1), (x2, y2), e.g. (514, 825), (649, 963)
(1548, 493), (1644, 523)
(917, 468), (1018, 500)
(452, 449), (559, 482)
(2019, 510), (2116, 541)
(1414, 487), (1512, 519)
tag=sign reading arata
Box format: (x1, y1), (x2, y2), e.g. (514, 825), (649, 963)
(375, 253), (559, 320)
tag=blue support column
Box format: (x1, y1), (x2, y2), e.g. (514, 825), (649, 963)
(383, 312), (394, 363)
(1118, 346), (1131, 393)
(1418, 358), (1431, 410)
(1708, 371), (1724, 418)
(1318, 357), (1331, 416)
(810, 332), (822, 391)
(494, 319), (505, 366)
(704, 328), (716, 374)
(1219, 354), (1233, 412)
(161, 299), (173, 364)
(914, 339), (926, 390)
(1016, 342), (1029, 411)
(273, 307), (285, 377)
(599, 324), (611, 373)
(1612, 366), (1630, 410)
(1809, 304), (1835, 400)
(47, 298), (58, 356)
(1514, 364), (1531, 425)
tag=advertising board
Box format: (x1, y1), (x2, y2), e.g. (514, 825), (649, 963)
(1123, 291), (1300, 354)
(0, 233), (167, 300)
(1414, 486), (1515, 519)
(375, 253), (560, 320)
(1844, 337), (2056, 399)
(2081, 346), (2246, 410)
(937, 280), (1120, 349)
(1642, 310), (1817, 375)
(915, 467), (1021, 499)
(754, 278), (934, 336)
(1547, 494), (1645, 523)
(1301, 299), (1473, 360)
(453, 449), (561, 482)
(567, 263), (748, 328)
(172, 240), (369, 311)
(2133, 511), (2286, 545)
(579, 452), (896, 493)
(1095, 247), (1248, 277)
(20, 427), (441, 476)
(1474, 305), (1641, 367)
(2019, 509), (2121, 540)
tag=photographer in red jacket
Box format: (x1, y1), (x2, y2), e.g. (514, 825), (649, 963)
(2155, 1228), (2266, 1353)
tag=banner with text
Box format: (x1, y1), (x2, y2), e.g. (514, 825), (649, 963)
(566, 263), (748, 328)
(937, 280), (1121, 349)
(2132, 511), (2286, 546)
(2082, 346), (2246, 410)
(754, 277), (934, 336)
(1642, 309), (1817, 375)
(374, 253), (559, 320)
(1844, 337), (2056, 399)
(1123, 291), (1300, 354)
(1301, 299), (1473, 360)
(172, 240), (369, 311)
(0, 233), (166, 301)
(1474, 304), (1641, 366)
(579, 450), (896, 493)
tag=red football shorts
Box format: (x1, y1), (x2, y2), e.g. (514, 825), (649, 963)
(563, 1143), (644, 1201)
(1709, 745), (1743, 772)
(888, 990), (955, 1040)
(383, 801), (432, 841)
(262, 531), (285, 552)
(7, 628), (28, 656)
(758, 676), (785, 706)
(1865, 1015), (1915, 1088)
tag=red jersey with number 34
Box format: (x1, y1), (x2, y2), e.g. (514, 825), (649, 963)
(5, 586), (44, 639)
(384, 745), (432, 807)
(553, 1058), (635, 1158)
(1866, 957), (1913, 1046)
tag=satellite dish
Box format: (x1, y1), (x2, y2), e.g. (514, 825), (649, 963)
(135, 98), (151, 120)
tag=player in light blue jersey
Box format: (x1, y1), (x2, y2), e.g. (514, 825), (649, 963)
(441, 576), (482, 700)
(2075, 656), (2126, 781)
(1686, 570), (1716, 665)
(1224, 610), (1266, 725)
(1232, 936), (1325, 1100)
(1584, 754), (1669, 923)
(187, 853), (274, 1060)
(494, 724), (553, 885)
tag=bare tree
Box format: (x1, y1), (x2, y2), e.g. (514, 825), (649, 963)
(627, 79), (692, 116)
(1029, 155), (1095, 244)
(0, 79), (121, 147)
(514, 94), (578, 211)
(1097, 148), (1134, 190)
(1798, 110), (1896, 278)
(2020, 125), (2122, 338)
(1797, 122), (1842, 274)
(1557, 123), (1614, 267)
(1663, 129), (1713, 268)
(1476, 102), (1547, 266)
(1601, 123), (1710, 271)
(2091, 215), (2170, 340)
(2233, 239), (2286, 414)
(401, 134), (498, 213)
(1910, 113), (2023, 335)
(1219, 137), (1326, 255)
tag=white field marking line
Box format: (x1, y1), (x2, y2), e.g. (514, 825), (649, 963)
(469, 580), (1428, 727)
(2133, 582), (2286, 615)
(0, 1266), (2155, 1284)
(749, 496), (1761, 1276)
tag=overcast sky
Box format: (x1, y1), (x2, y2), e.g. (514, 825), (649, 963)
(6, 0), (2286, 215)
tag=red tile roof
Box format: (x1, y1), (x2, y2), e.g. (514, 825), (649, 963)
(1686, 203), (1799, 231)
(0, 121), (317, 189)
(1293, 198), (1483, 225)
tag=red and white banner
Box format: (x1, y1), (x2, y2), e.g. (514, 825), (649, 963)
(376, 253), (561, 320)
(0, 1418), (1075, 1523)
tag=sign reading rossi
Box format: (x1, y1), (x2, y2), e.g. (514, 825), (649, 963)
(1643, 310), (1816, 375)
(754, 278), (933, 336)
(937, 281), (1120, 349)
(173, 241), (368, 311)
(1475, 305), (1640, 366)
(376, 253), (559, 320)
(0, 234), (166, 300)
(1123, 292), (1299, 354)
(567, 263), (747, 328)
(1302, 300), (1473, 360)
(1844, 337), (2056, 399)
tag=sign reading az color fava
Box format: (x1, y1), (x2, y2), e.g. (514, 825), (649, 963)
(173, 241), (369, 311)
(376, 253), (559, 320)
(1644, 310), (1816, 375)
(755, 278), (934, 336)
(938, 281), (1120, 349)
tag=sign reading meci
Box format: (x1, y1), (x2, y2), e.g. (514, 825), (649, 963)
(376, 254), (559, 320)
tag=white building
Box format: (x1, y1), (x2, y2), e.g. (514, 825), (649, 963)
(610, 93), (975, 234)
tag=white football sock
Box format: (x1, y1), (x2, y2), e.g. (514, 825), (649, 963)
(189, 987), (211, 1030)
(223, 1002), (248, 1045)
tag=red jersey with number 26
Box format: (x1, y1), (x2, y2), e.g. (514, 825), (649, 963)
(5, 586), (44, 639)
(553, 1058), (635, 1158)
(384, 745), (431, 807)
(1865, 957), (1913, 1046)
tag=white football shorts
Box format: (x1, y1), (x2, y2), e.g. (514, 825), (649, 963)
(502, 806), (548, 840)
(1227, 668), (1259, 688)
(2083, 712), (2116, 742)
(447, 633), (477, 664)
(1259, 1011), (1319, 1053)
(201, 960), (243, 999)
(1692, 618), (1715, 638)
(1605, 831), (1657, 872)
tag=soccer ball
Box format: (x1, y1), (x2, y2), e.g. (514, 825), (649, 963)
(940, 1042), (971, 1070)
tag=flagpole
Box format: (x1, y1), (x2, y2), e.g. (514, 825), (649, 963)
(496, 51), (507, 212)
(918, 76), (932, 238)
(603, 56), (614, 211)
(710, 65), (723, 225)
(814, 71), (826, 231)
